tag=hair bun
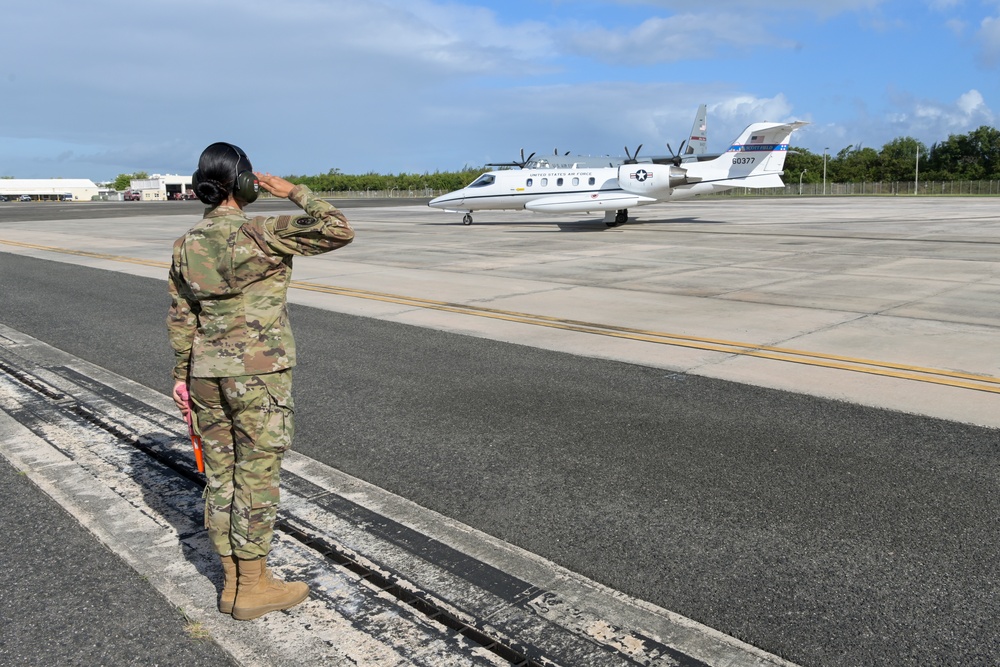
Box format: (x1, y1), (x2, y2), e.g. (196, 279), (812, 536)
(195, 178), (227, 206)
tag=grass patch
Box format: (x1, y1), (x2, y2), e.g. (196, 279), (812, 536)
(178, 608), (213, 642)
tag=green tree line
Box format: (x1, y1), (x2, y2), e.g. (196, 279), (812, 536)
(283, 167), (484, 194)
(289, 125), (1000, 190)
(107, 125), (999, 193)
(784, 125), (1000, 184)
(108, 168), (482, 194)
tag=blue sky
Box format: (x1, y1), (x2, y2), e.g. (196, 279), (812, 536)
(2, 0), (998, 181)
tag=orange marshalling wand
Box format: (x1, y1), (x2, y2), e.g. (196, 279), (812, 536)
(189, 427), (205, 474)
(177, 384), (205, 474)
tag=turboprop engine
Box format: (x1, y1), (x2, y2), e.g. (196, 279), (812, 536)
(618, 164), (690, 198)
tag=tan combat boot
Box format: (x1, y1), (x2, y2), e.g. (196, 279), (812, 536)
(231, 556), (309, 621)
(219, 554), (238, 614)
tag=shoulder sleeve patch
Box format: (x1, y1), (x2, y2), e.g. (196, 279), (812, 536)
(294, 216), (318, 228)
(274, 215), (293, 232)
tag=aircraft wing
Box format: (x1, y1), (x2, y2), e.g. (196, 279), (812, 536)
(524, 192), (658, 213)
(647, 153), (722, 165)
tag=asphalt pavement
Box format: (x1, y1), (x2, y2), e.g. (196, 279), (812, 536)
(0, 452), (235, 667)
(0, 251), (997, 666)
(1, 197), (999, 666)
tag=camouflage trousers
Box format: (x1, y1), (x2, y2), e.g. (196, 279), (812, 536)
(190, 370), (294, 560)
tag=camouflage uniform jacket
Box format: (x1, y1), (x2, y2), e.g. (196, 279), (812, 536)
(167, 185), (354, 381)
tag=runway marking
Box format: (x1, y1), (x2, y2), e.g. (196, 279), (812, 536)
(293, 281), (1000, 394)
(4, 237), (1000, 394)
(0, 238), (169, 269)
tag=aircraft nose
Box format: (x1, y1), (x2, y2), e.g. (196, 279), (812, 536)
(428, 192), (463, 209)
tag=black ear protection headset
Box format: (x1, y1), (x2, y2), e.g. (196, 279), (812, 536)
(192, 143), (260, 204)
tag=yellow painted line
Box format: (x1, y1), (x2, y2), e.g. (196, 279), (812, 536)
(292, 281), (1000, 394)
(4, 237), (999, 394)
(0, 239), (169, 269)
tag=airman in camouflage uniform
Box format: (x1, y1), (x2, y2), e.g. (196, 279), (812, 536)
(167, 149), (353, 619)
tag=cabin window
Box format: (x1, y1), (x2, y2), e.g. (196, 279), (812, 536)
(572, 177), (580, 186)
(469, 174), (496, 188)
(557, 178), (564, 186)
(526, 178), (533, 187)
(588, 177), (596, 185)
(541, 178), (549, 187)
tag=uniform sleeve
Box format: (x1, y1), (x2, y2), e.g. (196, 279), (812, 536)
(249, 184), (355, 257)
(166, 240), (198, 382)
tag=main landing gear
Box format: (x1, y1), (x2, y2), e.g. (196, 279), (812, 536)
(463, 213), (473, 225)
(605, 209), (628, 228)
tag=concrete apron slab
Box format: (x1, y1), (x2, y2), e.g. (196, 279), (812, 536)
(0, 323), (797, 667)
(1, 196), (999, 429)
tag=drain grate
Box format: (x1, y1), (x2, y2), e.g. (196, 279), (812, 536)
(278, 518), (546, 666)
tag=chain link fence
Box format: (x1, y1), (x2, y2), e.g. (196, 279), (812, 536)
(719, 180), (1000, 197)
(260, 181), (1000, 200)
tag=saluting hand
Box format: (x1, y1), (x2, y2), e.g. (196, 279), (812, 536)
(255, 172), (297, 199)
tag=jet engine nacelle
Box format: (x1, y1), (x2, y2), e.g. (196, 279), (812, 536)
(618, 164), (688, 198)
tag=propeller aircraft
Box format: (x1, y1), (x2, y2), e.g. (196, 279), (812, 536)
(491, 104), (711, 171)
(428, 120), (808, 227)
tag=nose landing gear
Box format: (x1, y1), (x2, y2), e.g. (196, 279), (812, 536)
(463, 213), (473, 225)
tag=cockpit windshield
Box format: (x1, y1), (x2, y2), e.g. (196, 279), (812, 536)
(468, 174), (496, 188)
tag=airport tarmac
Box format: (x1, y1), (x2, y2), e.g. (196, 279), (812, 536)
(1, 195), (999, 427)
(1, 195), (999, 666)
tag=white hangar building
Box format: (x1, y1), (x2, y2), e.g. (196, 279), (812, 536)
(128, 174), (195, 201)
(0, 179), (101, 202)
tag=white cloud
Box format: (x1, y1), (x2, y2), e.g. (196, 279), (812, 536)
(424, 84), (800, 169)
(0, 0), (995, 177)
(925, 0), (963, 10)
(711, 95), (798, 125)
(955, 89), (992, 116)
(290, 0), (556, 77)
(618, 0), (886, 12)
(977, 15), (1000, 66)
(560, 12), (797, 65)
(857, 89), (994, 148)
(758, 87), (996, 156)
(945, 18), (968, 36)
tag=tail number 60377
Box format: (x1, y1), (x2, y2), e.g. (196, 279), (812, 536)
(732, 156), (756, 165)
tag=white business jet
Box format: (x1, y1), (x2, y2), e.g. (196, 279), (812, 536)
(429, 120), (808, 227)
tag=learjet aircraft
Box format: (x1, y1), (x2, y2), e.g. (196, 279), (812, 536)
(429, 120), (807, 227)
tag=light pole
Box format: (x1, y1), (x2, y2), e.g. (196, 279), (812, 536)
(822, 147), (829, 195)
(915, 146), (920, 195)
(799, 169), (807, 195)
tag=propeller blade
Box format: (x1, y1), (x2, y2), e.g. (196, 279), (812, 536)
(624, 144), (643, 164)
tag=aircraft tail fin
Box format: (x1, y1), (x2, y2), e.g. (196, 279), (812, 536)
(685, 104), (708, 156)
(690, 121), (808, 187)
